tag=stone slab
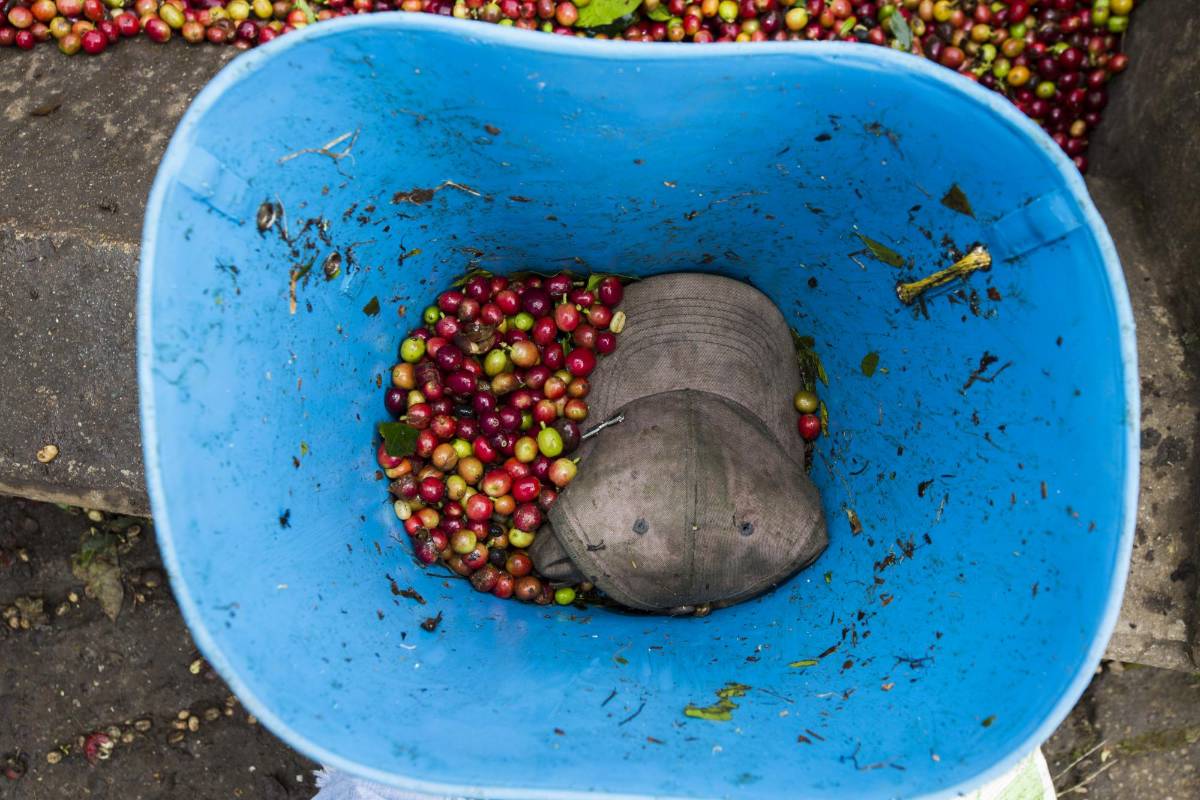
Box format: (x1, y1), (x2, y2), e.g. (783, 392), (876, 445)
(0, 44), (234, 516)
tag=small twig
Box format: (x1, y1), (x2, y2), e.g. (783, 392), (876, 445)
(962, 351), (1013, 392)
(442, 180), (481, 197)
(1057, 759), (1116, 796)
(618, 701), (646, 726)
(754, 686), (795, 704)
(1053, 740), (1108, 783)
(583, 414), (624, 440)
(841, 742), (888, 772)
(278, 129), (361, 172)
(601, 689), (618, 707)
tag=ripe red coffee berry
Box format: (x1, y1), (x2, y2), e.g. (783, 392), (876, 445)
(554, 302), (581, 332)
(492, 571), (515, 599)
(470, 564), (501, 592)
(115, 11), (139, 35)
(532, 316), (557, 346)
(80, 27), (106, 53)
(495, 289), (520, 315)
(597, 276), (624, 307)
(587, 304), (613, 329)
(546, 273), (573, 296)
(512, 475), (541, 503)
(506, 551), (533, 577)
(514, 575), (542, 602)
(542, 343), (565, 370)
(465, 492), (493, 522)
(438, 290), (465, 314)
(566, 348), (596, 378)
(144, 15), (170, 41)
(798, 414), (821, 441)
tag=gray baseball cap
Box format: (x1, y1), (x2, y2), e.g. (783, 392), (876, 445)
(530, 273), (827, 612)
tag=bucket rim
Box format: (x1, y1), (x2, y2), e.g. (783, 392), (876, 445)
(137, 14), (1140, 800)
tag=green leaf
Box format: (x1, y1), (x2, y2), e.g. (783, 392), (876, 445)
(839, 17), (855, 35)
(294, 0), (316, 23)
(888, 11), (912, 49)
(586, 273), (605, 292)
(861, 351), (880, 377)
(379, 422), (419, 457)
(940, 183), (975, 217)
(646, 3), (673, 20)
(682, 682), (750, 721)
(855, 233), (906, 268)
(576, 0), (642, 28)
(72, 533), (124, 623)
(788, 659), (819, 668)
(451, 268), (493, 288)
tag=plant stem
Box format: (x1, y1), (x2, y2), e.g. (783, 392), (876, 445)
(895, 245), (992, 305)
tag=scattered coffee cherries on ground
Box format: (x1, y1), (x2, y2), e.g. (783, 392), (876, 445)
(0, 0), (1132, 169)
(378, 271), (626, 606)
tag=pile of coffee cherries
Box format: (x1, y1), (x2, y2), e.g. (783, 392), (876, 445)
(376, 272), (625, 606)
(1, 0), (1131, 169)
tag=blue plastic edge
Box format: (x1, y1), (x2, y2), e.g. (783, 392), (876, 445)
(137, 13), (1140, 799)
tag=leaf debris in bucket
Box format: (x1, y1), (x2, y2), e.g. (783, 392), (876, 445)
(860, 351), (880, 377)
(683, 682), (751, 722)
(789, 330), (828, 391)
(855, 233), (907, 268)
(379, 422), (419, 457)
(940, 184), (975, 217)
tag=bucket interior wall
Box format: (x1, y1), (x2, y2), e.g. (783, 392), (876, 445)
(139, 17), (1136, 800)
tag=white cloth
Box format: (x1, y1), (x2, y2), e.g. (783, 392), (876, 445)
(313, 768), (469, 800)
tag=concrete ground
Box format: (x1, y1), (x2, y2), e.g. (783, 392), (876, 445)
(2, 496), (1197, 799)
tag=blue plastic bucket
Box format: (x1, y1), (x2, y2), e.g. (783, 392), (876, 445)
(139, 16), (1137, 800)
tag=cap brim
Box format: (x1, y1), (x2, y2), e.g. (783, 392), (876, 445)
(545, 390), (827, 612)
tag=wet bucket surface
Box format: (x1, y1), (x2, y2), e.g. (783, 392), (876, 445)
(139, 16), (1137, 800)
